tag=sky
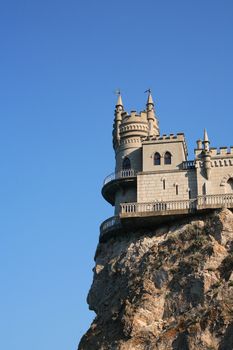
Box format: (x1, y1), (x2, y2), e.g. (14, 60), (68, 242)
(0, 0), (232, 349)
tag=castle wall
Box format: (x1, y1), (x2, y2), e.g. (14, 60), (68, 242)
(137, 169), (197, 203)
(196, 161), (233, 196)
(142, 137), (187, 172)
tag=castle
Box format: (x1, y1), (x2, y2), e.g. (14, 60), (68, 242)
(100, 91), (233, 240)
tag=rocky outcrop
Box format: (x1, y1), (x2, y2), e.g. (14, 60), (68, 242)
(78, 209), (233, 350)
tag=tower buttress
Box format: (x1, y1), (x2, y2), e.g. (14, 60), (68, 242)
(113, 92), (124, 149)
(202, 129), (211, 180)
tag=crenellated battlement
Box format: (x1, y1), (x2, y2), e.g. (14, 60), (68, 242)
(210, 147), (233, 157)
(144, 132), (185, 142)
(121, 110), (148, 123)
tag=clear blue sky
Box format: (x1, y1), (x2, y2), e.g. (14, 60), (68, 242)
(0, 0), (232, 349)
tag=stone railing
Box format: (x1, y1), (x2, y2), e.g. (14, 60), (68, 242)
(197, 193), (233, 209)
(99, 216), (122, 238)
(182, 160), (195, 170)
(120, 199), (197, 214)
(103, 169), (137, 186)
(100, 193), (233, 237)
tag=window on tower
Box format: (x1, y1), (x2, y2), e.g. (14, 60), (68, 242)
(154, 152), (161, 166)
(122, 157), (131, 170)
(164, 152), (172, 165)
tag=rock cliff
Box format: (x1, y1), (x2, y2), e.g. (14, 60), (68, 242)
(78, 209), (233, 350)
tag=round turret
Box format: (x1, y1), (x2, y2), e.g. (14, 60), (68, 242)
(104, 92), (161, 215)
(113, 91), (160, 173)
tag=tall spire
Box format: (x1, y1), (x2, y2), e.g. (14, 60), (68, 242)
(116, 90), (123, 109)
(146, 89), (154, 106)
(203, 128), (210, 152)
(203, 128), (209, 142)
(202, 128), (211, 179)
(114, 90), (124, 149)
(145, 89), (160, 137)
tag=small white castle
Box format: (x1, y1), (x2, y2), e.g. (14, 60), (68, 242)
(101, 91), (233, 239)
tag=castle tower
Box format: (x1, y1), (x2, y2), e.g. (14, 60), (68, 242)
(103, 92), (160, 214)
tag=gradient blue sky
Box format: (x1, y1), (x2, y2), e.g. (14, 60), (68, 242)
(0, 0), (232, 349)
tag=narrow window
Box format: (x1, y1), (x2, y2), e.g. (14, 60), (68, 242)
(154, 152), (161, 165)
(202, 183), (206, 195)
(122, 157), (131, 170)
(163, 179), (166, 190)
(188, 190), (191, 199)
(176, 184), (179, 195)
(164, 152), (172, 165)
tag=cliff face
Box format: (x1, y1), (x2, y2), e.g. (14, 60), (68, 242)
(79, 209), (233, 350)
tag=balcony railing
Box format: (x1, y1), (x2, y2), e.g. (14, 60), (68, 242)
(120, 198), (197, 214)
(103, 169), (137, 186)
(100, 216), (122, 237)
(182, 160), (195, 169)
(197, 193), (233, 209)
(100, 193), (233, 237)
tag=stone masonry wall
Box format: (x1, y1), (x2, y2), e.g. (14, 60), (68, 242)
(137, 169), (197, 203)
(196, 164), (233, 196)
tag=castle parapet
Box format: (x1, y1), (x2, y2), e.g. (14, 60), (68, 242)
(211, 146), (233, 157)
(144, 133), (186, 142)
(182, 160), (195, 170)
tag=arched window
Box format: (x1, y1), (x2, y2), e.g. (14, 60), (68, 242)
(164, 152), (172, 165)
(122, 157), (131, 170)
(226, 178), (233, 192)
(154, 152), (161, 166)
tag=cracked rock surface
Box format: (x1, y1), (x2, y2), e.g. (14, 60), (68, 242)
(78, 209), (233, 350)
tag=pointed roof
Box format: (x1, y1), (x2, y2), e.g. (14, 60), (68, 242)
(145, 89), (154, 105)
(203, 128), (209, 142)
(116, 91), (123, 107)
(147, 92), (154, 105)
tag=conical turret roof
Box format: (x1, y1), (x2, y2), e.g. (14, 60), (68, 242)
(203, 128), (209, 142)
(116, 92), (123, 107)
(147, 91), (154, 105)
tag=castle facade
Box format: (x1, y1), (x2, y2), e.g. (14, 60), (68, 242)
(101, 92), (233, 239)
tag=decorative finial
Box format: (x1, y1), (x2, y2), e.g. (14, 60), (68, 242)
(115, 89), (123, 107)
(145, 88), (154, 105)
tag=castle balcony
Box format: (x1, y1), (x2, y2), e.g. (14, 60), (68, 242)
(197, 193), (233, 210)
(120, 199), (197, 217)
(181, 160), (195, 170)
(99, 193), (233, 241)
(99, 215), (121, 239)
(120, 194), (233, 217)
(102, 169), (137, 205)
